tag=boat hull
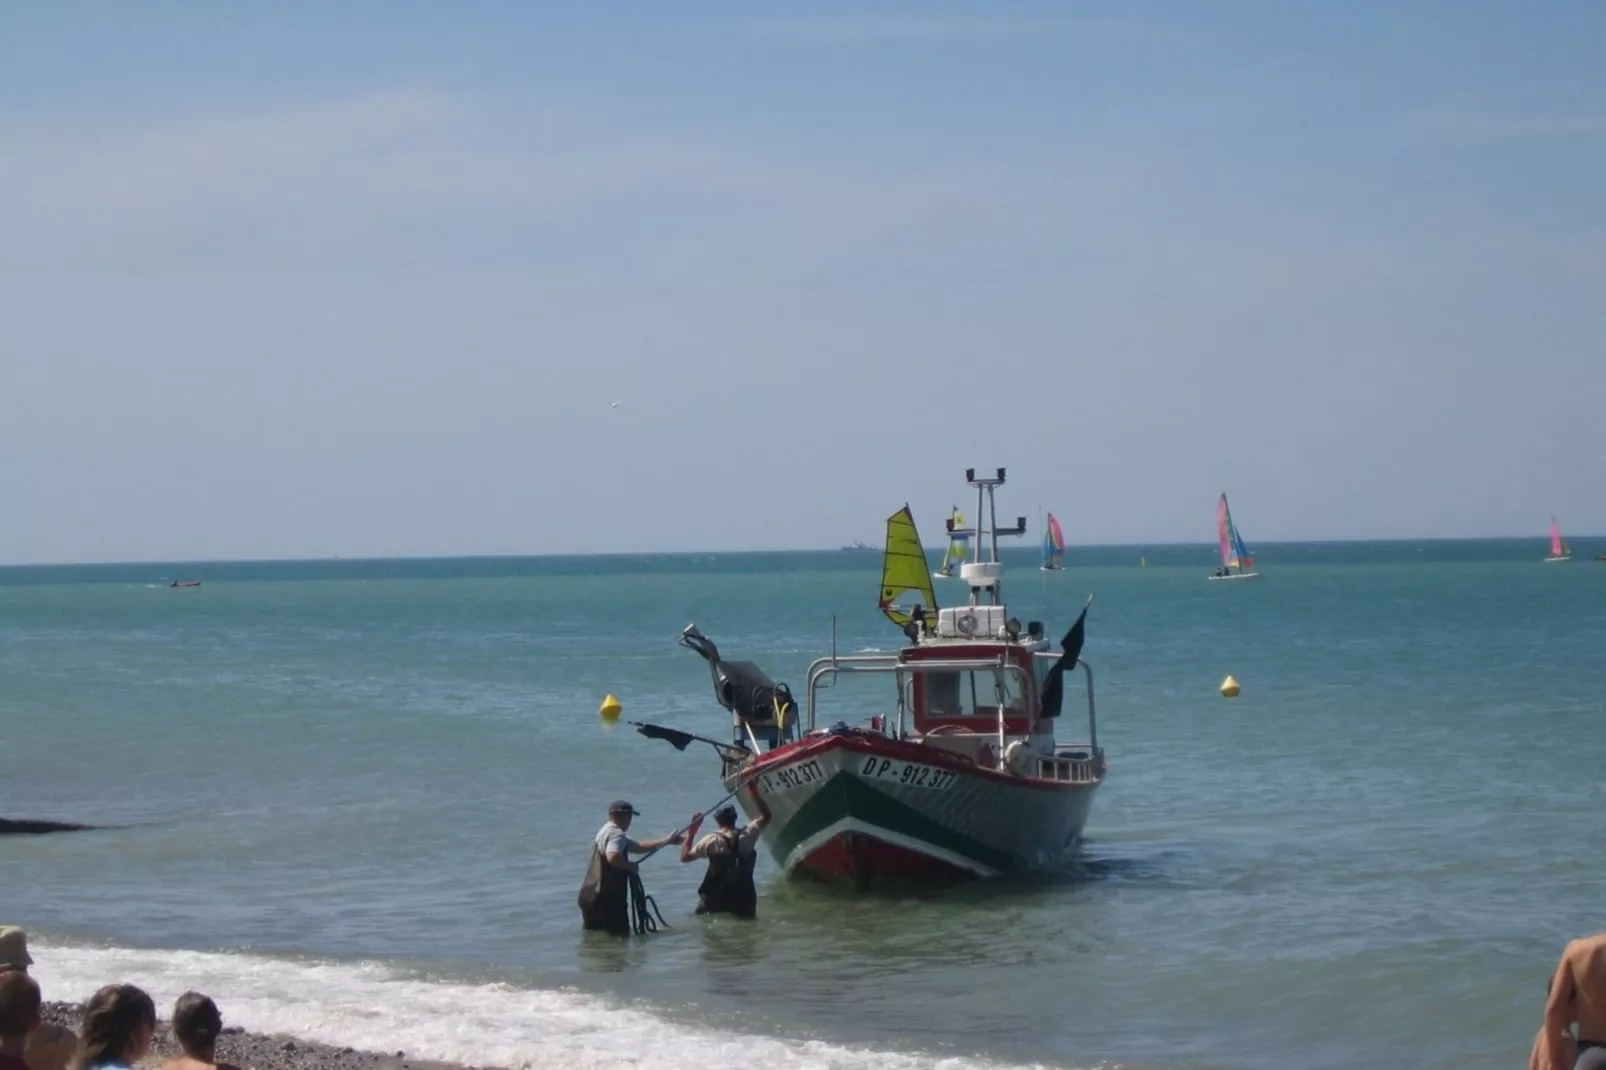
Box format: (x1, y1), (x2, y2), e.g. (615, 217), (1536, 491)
(1207, 571), (1260, 581)
(726, 730), (1100, 886)
(1544, 555), (1571, 563)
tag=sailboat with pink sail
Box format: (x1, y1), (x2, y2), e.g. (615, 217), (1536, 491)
(1040, 511), (1066, 571)
(1545, 516), (1572, 563)
(1208, 493), (1260, 581)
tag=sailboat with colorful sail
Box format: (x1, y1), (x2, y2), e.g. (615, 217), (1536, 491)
(879, 505), (939, 624)
(933, 506), (970, 579)
(1545, 516), (1572, 563)
(1040, 512), (1066, 571)
(1208, 493), (1260, 581)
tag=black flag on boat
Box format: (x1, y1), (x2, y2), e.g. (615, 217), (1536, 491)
(632, 721), (749, 762)
(635, 722), (697, 750)
(1039, 596), (1091, 719)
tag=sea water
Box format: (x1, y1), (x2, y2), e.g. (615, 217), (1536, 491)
(3, 542), (1604, 1069)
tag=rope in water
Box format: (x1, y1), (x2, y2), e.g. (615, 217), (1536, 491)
(628, 868), (669, 935)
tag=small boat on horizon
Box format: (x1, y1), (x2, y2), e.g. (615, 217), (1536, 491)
(1041, 511), (1066, 571)
(1208, 493), (1260, 580)
(1545, 517), (1572, 562)
(840, 539), (874, 551)
(169, 579), (202, 588)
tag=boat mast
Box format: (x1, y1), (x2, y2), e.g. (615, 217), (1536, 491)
(1221, 493), (1237, 575)
(962, 468), (1026, 607)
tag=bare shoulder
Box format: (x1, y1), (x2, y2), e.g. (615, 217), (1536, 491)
(25, 1025), (78, 1070)
(1565, 932), (1606, 963)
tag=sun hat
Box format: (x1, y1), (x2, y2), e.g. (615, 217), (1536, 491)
(0, 927), (33, 970)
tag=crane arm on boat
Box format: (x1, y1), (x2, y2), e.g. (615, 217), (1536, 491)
(678, 625), (797, 727)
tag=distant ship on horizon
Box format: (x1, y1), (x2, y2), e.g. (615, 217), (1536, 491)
(839, 539), (874, 551)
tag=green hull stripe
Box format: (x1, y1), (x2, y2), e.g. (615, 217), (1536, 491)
(771, 772), (1018, 872)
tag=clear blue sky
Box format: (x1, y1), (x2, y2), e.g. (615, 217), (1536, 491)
(2, 2), (1602, 562)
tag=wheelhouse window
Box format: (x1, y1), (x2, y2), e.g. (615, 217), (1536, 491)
(917, 669), (1028, 718)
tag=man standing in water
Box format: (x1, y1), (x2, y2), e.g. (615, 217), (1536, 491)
(1540, 931), (1606, 1070)
(679, 798), (768, 918)
(577, 801), (681, 936)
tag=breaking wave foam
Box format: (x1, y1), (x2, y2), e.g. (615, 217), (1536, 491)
(31, 940), (1060, 1070)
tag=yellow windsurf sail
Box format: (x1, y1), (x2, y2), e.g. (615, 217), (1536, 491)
(878, 504), (938, 628)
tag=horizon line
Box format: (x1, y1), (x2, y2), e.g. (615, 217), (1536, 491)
(0, 532), (1595, 570)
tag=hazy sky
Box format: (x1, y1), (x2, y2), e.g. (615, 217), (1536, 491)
(3, 3), (1603, 563)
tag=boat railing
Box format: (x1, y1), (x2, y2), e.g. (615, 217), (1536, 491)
(1030, 654), (1098, 753)
(1035, 753), (1103, 784)
(805, 653), (1035, 752)
(803, 653), (1097, 754)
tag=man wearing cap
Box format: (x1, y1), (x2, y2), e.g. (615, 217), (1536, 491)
(678, 798), (768, 919)
(577, 801), (682, 936)
(0, 928), (75, 1070)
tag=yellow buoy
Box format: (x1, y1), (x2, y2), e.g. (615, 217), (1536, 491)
(599, 693), (623, 721)
(1219, 675), (1241, 698)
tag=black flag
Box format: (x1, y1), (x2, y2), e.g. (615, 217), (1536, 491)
(1038, 598), (1091, 719)
(631, 721), (749, 762)
(635, 722), (696, 750)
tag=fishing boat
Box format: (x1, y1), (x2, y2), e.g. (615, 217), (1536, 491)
(1208, 493), (1260, 580)
(671, 468), (1106, 888)
(932, 506), (969, 579)
(1041, 511), (1065, 571)
(1545, 517), (1572, 563)
(169, 580), (202, 588)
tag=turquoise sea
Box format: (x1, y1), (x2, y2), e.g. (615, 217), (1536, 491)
(3, 540), (1604, 1069)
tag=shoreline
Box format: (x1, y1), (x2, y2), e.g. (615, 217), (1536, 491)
(42, 1002), (498, 1070)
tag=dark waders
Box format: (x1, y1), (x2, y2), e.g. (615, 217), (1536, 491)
(695, 830), (758, 918)
(578, 846), (631, 936)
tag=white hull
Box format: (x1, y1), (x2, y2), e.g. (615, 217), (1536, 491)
(728, 733), (1101, 884)
(1207, 571), (1260, 581)
(1544, 555), (1571, 563)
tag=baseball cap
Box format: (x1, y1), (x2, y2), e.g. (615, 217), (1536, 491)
(0, 927), (33, 970)
(714, 806), (738, 825)
(608, 800), (640, 816)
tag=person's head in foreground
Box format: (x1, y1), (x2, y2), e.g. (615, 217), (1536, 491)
(0, 928), (33, 976)
(71, 985), (155, 1070)
(171, 993), (222, 1058)
(0, 971), (43, 1050)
